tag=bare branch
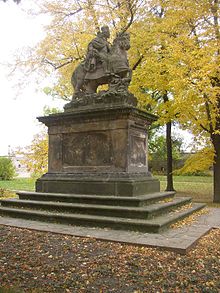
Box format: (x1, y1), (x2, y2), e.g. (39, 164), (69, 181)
(192, 114), (210, 133)
(204, 93), (215, 135)
(106, 0), (117, 28)
(47, 7), (83, 20)
(42, 57), (75, 70)
(132, 54), (144, 70)
(203, 16), (214, 26)
(65, 7), (83, 17)
(120, 0), (135, 34)
(72, 35), (84, 60)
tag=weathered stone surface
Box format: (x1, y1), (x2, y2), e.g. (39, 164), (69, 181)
(64, 91), (137, 112)
(37, 103), (159, 196)
(36, 176), (160, 196)
(71, 26), (131, 94)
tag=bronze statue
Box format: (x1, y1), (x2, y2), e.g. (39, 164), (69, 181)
(71, 27), (132, 95)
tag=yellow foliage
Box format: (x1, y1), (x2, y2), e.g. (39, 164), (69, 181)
(29, 0), (146, 98)
(15, 0), (220, 168)
(176, 147), (215, 175)
(18, 132), (48, 178)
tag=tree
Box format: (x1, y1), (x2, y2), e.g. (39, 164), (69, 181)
(177, 147), (214, 175)
(149, 133), (182, 161)
(14, 0), (220, 201)
(0, 158), (16, 180)
(146, 90), (178, 191)
(145, 0), (220, 202)
(129, 0), (220, 201)
(17, 106), (62, 178)
(13, 0), (145, 99)
(19, 132), (48, 178)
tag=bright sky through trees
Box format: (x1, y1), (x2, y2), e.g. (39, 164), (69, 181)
(0, 0), (65, 155)
(0, 0), (195, 156)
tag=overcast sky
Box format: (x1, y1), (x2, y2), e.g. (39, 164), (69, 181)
(0, 0), (194, 156)
(0, 0), (65, 156)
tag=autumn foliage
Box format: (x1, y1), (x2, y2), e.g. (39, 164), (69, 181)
(15, 0), (220, 201)
(19, 132), (48, 178)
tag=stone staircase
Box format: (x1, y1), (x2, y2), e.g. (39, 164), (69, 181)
(0, 191), (205, 233)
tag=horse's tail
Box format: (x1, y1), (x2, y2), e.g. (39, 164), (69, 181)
(71, 70), (76, 88)
(71, 63), (86, 92)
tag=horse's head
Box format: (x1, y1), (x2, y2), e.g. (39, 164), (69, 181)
(113, 32), (130, 51)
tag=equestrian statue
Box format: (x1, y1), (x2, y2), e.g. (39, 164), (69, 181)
(71, 26), (132, 95)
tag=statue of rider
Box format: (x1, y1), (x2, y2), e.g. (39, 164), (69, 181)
(84, 26), (111, 75)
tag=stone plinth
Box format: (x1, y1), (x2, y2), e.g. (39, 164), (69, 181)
(36, 96), (160, 196)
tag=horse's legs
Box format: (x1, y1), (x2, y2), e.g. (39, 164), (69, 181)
(72, 64), (86, 94)
(75, 78), (84, 93)
(85, 80), (98, 93)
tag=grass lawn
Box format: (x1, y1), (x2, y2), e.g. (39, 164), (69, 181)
(0, 178), (35, 192)
(155, 175), (213, 203)
(0, 175), (216, 204)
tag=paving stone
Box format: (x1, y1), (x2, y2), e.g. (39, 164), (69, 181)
(0, 207), (219, 253)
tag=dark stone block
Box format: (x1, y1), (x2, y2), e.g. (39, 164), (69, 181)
(37, 100), (159, 196)
(36, 173), (160, 196)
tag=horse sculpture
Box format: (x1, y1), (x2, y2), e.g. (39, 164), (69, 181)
(71, 32), (132, 95)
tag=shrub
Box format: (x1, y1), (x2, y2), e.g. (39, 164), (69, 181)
(0, 158), (16, 180)
(18, 132), (48, 178)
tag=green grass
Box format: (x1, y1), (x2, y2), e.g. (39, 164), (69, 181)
(0, 175), (216, 203)
(155, 175), (212, 183)
(155, 175), (213, 203)
(0, 178), (35, 192)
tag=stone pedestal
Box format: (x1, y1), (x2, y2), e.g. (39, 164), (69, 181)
(36, 93), (160, 196)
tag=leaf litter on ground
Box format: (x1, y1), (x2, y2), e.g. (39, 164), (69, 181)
(0, 225), (219, 292)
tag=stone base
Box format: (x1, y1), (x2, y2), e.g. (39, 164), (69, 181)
(36, 173), (160, 197)
(37, 95), (159, 197)
(64, 91), (138, 112)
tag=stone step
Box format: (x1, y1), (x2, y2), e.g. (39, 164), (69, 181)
(0, 203), (206, 233)
(0, 197), (191, 219)
(17, 191), (175, 207)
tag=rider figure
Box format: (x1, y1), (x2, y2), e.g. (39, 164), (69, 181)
(84, 26), (111, 74)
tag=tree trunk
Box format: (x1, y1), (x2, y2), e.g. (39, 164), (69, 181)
(212, 133), (220, 203)
(165, 121), (175, 191)
(212, 87), (220, 202)
(163, 93), (175, 192)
